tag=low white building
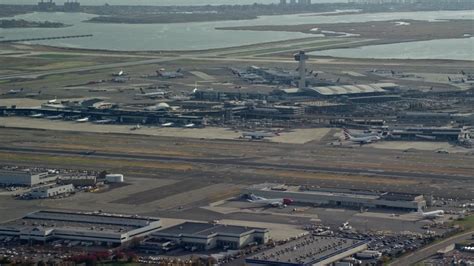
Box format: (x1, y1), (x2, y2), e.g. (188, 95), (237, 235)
(30, 184), (74, 199)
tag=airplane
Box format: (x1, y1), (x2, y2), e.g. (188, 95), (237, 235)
(343, 128), (385, 138)
(342, 130), (381, 145)
(135, 88), (166, 99)
(184, 123), (195, 128)
(448, 76), (465, 83)
(112, 70), (127, 77)
(339, 222), (353, 231)
(111, 77), (129, 83)
(156, 68), (184, 79)
(247, 194), (293, 208)
(75, 117), (90, 123)
(161, 122), (174, 127)
(93, 119), (114, 124)
(419, 209), (444, 219)
(47, 97), (58, 104)
(45, 114), (63, 120)
(29, 113), (44, 118)
(5, 88), (24, 95)
(242, 131), (280, 140)
(130, 124), (141, 131)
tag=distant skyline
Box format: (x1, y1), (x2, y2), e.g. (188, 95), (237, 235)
(1, 0), (347, 6)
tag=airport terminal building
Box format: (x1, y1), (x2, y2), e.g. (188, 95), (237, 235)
(244, 183), (426, 211)
(152, 222), (269, 251)
(0, 210), (161, 245)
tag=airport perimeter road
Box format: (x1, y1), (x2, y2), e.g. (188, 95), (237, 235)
(1, 146), (472, 182)
(390, 230), (474, 266)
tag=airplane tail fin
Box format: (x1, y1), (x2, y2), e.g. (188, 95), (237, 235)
(342, 128), (351, 140)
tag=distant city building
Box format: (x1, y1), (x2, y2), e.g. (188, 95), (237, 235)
(0, 210), (161, 245)
(37, 0), (56, 12)
(30, 184), (74, 199)
(152, 222), (269, 251)
(246, 236), (367, 265)
(0, 169), (58, 186)
(64, 0), (80, 12)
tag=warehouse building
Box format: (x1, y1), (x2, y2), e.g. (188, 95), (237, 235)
(244, 183), (426, 211)
(0, 169), (58, 186)
(152, 222), (269, 251)
(30, 184), (74, 199)
(0, 210), (161, 245)
(246, 236), (367, 266)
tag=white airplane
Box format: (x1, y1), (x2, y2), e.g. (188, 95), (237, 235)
(342, 130), (381, 145)
(184, 123), (196, 128)
(242, 131), (280, 140)
(136, 88), (166, 99)
(419, 209), (444, 219)
(45, 114), (63, 120)
(47, 97), (58, 104)
(343, 128), (384, 138)
(94, 119), (114, 124)
(130, 124), (141, 131)
(161, 122), (174, 127)
(112, 70), (127, 77)
(76, 117), (90, 123)
(156, 68), (184, 79)
(29, 113), (44, 118)
(247, 194), (293, 208)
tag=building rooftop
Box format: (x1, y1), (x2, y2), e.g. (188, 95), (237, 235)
(155, 222), (267, 237)
(0, 210), (159, 230)
(307, 84), (388, 96)
(247, 236), (366, 265)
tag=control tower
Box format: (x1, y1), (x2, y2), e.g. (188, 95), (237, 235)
(294, 51), (309, 89)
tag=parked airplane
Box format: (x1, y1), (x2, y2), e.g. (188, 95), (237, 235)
(242, 131), (280, 140)
(75, 117), (90, 123)
(45, 114), (63, 120)
(130, 124), (141, 131)
(184, 123), (196, 128)
(112, 70), (127, 77)
(419, 209), (444, 219)
(161, 122), (174, 127)
(157, 68), (184, 79)
(93, 119), (114, 124)
(136, 88), (166, 99)
(343, 130), (381, 145)
(29, 113), (44, 118)
(343, 128), (384, 138)
(247, 194), (293, 208)
(5, 88), (24, 95)
(47, 97), (58, 104)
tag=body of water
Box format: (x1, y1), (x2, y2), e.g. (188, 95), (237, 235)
(310, 38), (474, 61)
(0, 10), (472, 53)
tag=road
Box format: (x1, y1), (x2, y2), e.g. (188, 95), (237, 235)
(390, 230), (474, 266)
(1, 146), (472, 182)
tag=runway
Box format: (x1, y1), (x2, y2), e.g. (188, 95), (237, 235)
(1, 146), (471, 182)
